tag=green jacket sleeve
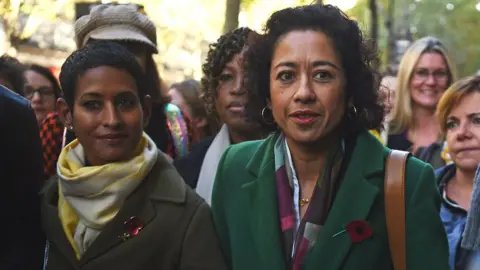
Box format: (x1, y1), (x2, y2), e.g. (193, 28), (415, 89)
(405, 161), (450, 269)
(211, 146), (233, 268)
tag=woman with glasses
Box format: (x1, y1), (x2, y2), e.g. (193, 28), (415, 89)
(388, 37), (457, 167)
(25, 65), (65, 180)
(24, 64), (63, 125)
(370, 70), (397, 144)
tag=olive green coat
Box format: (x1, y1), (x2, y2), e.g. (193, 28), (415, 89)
(42, 151), (228, 270)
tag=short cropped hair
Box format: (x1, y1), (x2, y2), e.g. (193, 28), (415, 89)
(59, 40), (148, 110)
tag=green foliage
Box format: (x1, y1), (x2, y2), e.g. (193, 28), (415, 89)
(348, 0), (480, 76)
(409, 0), (480, 76)
(242, 0), (256, 10)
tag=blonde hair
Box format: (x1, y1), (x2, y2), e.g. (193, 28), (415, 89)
(389, 37), (457, 134)
(437, 75), (480, 134)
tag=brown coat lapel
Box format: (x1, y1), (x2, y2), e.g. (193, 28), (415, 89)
(41, 151), (199, 269)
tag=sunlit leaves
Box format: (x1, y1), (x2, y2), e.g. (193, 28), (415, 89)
(348, 0), (480, 76)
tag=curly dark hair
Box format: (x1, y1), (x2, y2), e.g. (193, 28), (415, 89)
(0, 54), (25, 95)
(60, 40), (148, 110)
(27, 64), (63, 99)
(245, 4), (383, 135)
(200, 27), (254, 132)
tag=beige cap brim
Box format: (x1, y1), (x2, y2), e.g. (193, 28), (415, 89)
(82, 24), (158, 54)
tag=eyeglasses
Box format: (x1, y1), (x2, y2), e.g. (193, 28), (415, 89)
(413, 68), (449, 83)
(24, 86), (55, 99)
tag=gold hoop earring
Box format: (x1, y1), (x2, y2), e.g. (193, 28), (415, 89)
(261, 107), (275, 125)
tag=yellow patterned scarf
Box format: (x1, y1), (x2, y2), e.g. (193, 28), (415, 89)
(57, 132), (157, 259)
(441, 141), (453, 165)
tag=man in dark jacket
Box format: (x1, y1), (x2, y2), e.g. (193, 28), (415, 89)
(0, 85), (45, 269)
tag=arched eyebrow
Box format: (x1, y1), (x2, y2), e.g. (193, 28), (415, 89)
(273, 60), (340, 71)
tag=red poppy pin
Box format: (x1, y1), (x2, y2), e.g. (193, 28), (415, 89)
(332, 220), (372, 243)
(120, 216), (144, 242)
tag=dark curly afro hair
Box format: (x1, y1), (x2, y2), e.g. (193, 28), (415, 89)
(245, 4), (383, 135)
(200, 27), (254, 132)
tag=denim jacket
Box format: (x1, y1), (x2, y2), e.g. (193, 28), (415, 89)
(436, 165), (474, 269)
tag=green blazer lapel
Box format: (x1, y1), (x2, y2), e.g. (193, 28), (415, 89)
(80, 152), (184, 265)
(243, 134), (287, 270)
(305, 132), (387, 270)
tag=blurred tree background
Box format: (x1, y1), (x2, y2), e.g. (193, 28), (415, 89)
(1, 0), (478, 82)
(348, 0), (480, 76)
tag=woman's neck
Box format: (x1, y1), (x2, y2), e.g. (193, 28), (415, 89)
(454, 168), (475, 190)
(229, 124), (264, 144)
(409, 105), (441, 146)
(449, 168), (475, 210)
(229, 129), (254, 144)
(411, 105), (438, 129)
(195, 127), (207, 141)
(286, 133), (340, 186)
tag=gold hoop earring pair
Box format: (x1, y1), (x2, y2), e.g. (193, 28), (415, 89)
(261, 107), (275, 125)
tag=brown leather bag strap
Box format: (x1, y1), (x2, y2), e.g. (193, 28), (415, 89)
(385, 150), (409, 270)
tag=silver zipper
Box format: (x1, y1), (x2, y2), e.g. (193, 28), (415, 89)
(43, 241), (49, 270)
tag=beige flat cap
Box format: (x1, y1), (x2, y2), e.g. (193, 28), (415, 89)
(75, 4), (158, 53)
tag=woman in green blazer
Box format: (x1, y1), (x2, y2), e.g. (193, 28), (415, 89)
(211, 4), (450, 270)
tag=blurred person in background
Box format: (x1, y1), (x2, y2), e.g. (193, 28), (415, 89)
(388, 36), (457, 157)
(380, 72), (397, 119)
(371, 70), (397, 144)
(434, 75), (480, 269)
(24, 64), (63, 125)
(24, 64), (65, 180)
(169, 79), (212, 141)
(0, 84), (45, 269)
(42, 41), (226, 269)
(72, 3), (193, 158)
(0, 54), (25, 95)
(174, 27), (266, 203)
